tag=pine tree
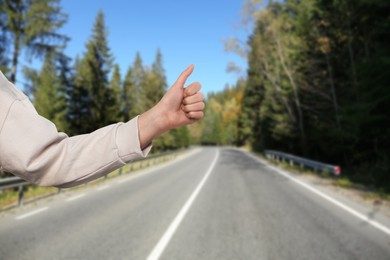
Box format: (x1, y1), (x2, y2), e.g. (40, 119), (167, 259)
(151, 48), (167, 95)
(2, 0), (68, 82)
(108, 64), (123, 122)
(0, 1), (9, 73)
(140, 50), (166, 111)
(67, 56), (91, 135)
(30, 52), (68, 132)
(237, 21), (265, 149)
(131, 52), (145, 115)
(72, 10), (113, 134)
(122, 66), (137, 121)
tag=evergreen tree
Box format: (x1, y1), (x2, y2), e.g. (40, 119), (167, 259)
(2, 0), (68, 82)
(151, 48), (167, 94)
(72, 10), (113, 134)
(0, 1), (9, 73)
(238, 20), (265, 149)
(122, 66), (137, 121)
(141, 49), (166, 111)
(132, 52), (145, 115)
(68, 56), (91, 135)
(30, 52), (68, 131)
(108, 63), (123, 122)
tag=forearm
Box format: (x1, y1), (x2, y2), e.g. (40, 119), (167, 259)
(0, 99), (151, 187)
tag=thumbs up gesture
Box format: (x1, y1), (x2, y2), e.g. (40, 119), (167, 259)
(138, 64), (205, 148)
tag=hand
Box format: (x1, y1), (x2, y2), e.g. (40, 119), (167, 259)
(157, 64), (205, 129)
(138, 64), (205, 148)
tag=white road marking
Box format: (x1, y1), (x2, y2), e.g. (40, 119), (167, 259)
(66, 193), (86, 202)
(246, 152), (390, 237)
(117, 148), (203, 185)
(96, 185), (110, 191)
(147, 149), (220, 260)
(16, 207), (48, 220)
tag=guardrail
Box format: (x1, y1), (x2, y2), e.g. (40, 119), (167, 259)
(0, 148), (186, 209)
(264, 150), (341, 176)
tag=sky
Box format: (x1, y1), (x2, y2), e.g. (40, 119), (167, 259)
(49, 0), (250, 95)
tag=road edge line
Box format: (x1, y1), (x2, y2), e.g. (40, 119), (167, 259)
(245, 151), (390, 237)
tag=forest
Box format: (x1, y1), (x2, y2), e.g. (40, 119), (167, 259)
(220, 0), (389, 192)
(0, 0), (389, 192)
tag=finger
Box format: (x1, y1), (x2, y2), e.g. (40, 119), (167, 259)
(186, 111), (204, 120)
(184, 82), (201, 97)
(183, 92), (204, 105)
(182, 102), (205, 113)
(173, 64), (194, 89)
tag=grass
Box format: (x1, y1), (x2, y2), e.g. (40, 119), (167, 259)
(334, 177), (353, 188)
(0, 190), (18, 209)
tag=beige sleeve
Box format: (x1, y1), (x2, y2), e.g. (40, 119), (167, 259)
(0, 97), (152, 188)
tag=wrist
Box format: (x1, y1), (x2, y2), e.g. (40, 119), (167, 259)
(138, 105), (168, 148)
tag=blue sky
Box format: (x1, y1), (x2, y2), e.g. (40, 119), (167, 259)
(53, 0), (250, 95)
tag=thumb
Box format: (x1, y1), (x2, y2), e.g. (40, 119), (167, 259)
(172, 64), (194, 89)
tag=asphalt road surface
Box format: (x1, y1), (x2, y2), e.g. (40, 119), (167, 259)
(0, 147), (389, 260)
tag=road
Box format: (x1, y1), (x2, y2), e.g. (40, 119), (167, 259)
(0, 147), (389, 260)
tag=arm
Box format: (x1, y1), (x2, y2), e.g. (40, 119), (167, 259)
(0, 65), (204, 188)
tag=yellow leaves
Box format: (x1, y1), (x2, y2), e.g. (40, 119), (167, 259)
(235, 91), (243, 104)
(317, 37), (331, 54)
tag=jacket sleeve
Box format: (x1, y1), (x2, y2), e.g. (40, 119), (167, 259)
(0, 88), (151, 188)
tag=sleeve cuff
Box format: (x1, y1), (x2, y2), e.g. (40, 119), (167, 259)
(115, 116), (152, 163)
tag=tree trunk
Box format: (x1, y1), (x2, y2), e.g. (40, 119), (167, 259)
(262, 61), (295, 123)
(10, 33), (20, 83)
(325, 53), (341, 130)
(275, 37), (307, 153)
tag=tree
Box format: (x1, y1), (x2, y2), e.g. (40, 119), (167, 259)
(108, 63), (123, 122)
(198, 80), (244, 146)
(28, 52), (68, 131)
(131, 52), (145, 116)
(141, 49), (166, 111)
(238, 18), (266, 149)
(71, 10), (113, 134)
(67, 56), (91, 135)
(0, 1), (9, 73)
(2, 0), (68, 82)
(122, 65), (137, 121)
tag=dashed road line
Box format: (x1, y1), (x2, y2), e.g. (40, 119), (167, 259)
(66, 193), (86, 202)
(16, 207), (49, 220)
(96, 185), (110, 191)
(117, 148), (202, 185)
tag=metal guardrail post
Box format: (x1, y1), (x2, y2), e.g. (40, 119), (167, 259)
(18, 185), (24, 206)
